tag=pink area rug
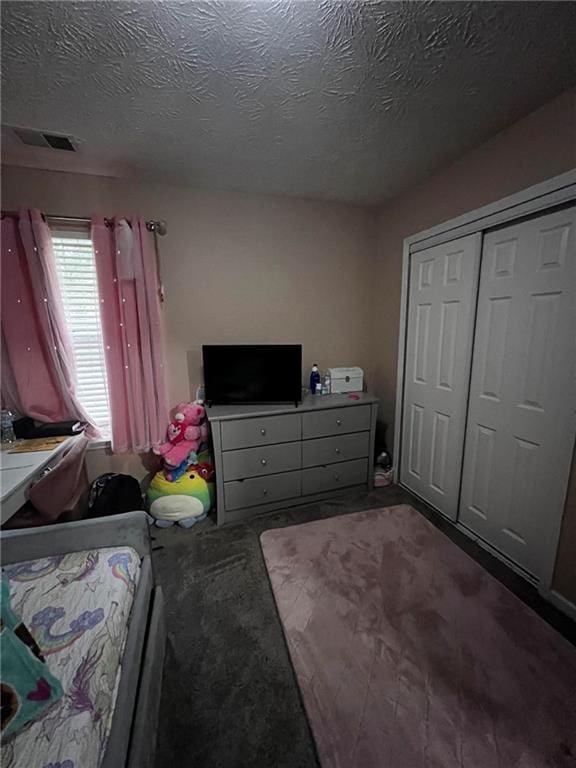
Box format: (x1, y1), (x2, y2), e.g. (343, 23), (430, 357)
(260, 505), (576, 768)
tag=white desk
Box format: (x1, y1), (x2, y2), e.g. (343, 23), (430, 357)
(0, 436), (78, 524)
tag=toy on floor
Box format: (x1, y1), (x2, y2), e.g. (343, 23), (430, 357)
(148, 403), (214, 528)
(147, 456), (214, 528)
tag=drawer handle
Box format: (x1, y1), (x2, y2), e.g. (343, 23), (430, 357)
(263, 489), (268, 496)
(336, 419), (342, 426)
(333, 474), (340, 482)
(260, 428), (266, 436)
(335, 448), (341, 454)
(261, 459), (267, 466)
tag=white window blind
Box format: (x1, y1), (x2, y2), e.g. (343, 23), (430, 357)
(51, 227), (111, 437)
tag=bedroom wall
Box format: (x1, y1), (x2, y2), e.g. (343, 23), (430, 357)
(1, 167), (377, 479)
(372, 88), (576, 602)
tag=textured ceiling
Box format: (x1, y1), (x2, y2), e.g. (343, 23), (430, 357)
(1, 1), (575, 205)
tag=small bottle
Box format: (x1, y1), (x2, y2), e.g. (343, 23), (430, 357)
(1, 409), (16, 445)
(323, 373), (331, 395)
(310, 364), (321, 395)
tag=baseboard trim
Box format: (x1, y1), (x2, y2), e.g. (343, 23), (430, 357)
(542, 590), (576, 622)
(454, 521), (539, 586)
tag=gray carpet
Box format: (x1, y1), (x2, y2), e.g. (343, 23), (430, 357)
(151, 485), (575, 768)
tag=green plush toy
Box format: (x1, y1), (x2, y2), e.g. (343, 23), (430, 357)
(146, 449), (215, 528)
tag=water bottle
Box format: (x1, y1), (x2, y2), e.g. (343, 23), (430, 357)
(310, 364), (321, 395)
(1, 409), (16, 444)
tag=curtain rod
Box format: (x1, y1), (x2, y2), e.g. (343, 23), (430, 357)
(1, 211), (167, 234)
(3, 209), (166, 302)
(2, 210), (90, 223)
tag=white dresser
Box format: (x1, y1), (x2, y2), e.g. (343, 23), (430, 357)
(207, 393), (379, 525)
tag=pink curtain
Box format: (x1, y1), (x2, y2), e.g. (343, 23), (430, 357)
(91, 216), (168, 453)
(1, 210), (97, 433)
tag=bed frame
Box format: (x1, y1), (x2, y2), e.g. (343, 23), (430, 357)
(1, 511), (166, 768)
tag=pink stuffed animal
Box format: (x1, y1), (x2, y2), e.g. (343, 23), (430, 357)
(154, 402), (208, 468)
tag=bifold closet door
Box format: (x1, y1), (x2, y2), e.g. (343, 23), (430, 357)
(400, 234), (481, 519)
(460, 206), (576, 578)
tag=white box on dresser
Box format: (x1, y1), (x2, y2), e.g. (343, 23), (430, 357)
(207, 393), (379, 525)
(327, 367), (364, 393)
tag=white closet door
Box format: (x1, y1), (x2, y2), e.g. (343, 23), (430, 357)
(460, 206), (576, 578)
(400, 234), (481, 519)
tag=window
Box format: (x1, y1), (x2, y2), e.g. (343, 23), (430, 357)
(51, 226), (111, 437)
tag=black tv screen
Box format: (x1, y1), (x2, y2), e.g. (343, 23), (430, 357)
(203, 344), (302, 405)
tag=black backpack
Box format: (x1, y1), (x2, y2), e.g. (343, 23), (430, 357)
(87, 473), (143, 518)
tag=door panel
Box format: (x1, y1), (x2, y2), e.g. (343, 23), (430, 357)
(468, 424), (496, 520)
(400, 234), (481, 518)
(437, 300), (459, 390)
(408, 404), (424, 478)
(459, 206), (576, 578)
(413, 303), (431, 383)
(480, 296), (510, 399)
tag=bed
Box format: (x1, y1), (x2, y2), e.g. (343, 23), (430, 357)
(1, 511), (166, 768)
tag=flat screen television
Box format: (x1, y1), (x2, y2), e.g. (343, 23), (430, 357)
(202, 344), (302, 406)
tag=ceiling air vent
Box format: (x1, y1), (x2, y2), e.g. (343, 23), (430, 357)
(12, 127), (76, 151)
(44, 133), (75, 151)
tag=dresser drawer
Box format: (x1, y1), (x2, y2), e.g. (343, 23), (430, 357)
(302, 432), (370, 468)
(224, 470), (301, 511)
(302, 405), (371, 439)
(302, 458), (368, 495)
(220, 413), (301, 451)
(223, 442), (301, 481)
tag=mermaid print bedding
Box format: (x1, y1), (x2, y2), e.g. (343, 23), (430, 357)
(2, 547), (140, 768)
